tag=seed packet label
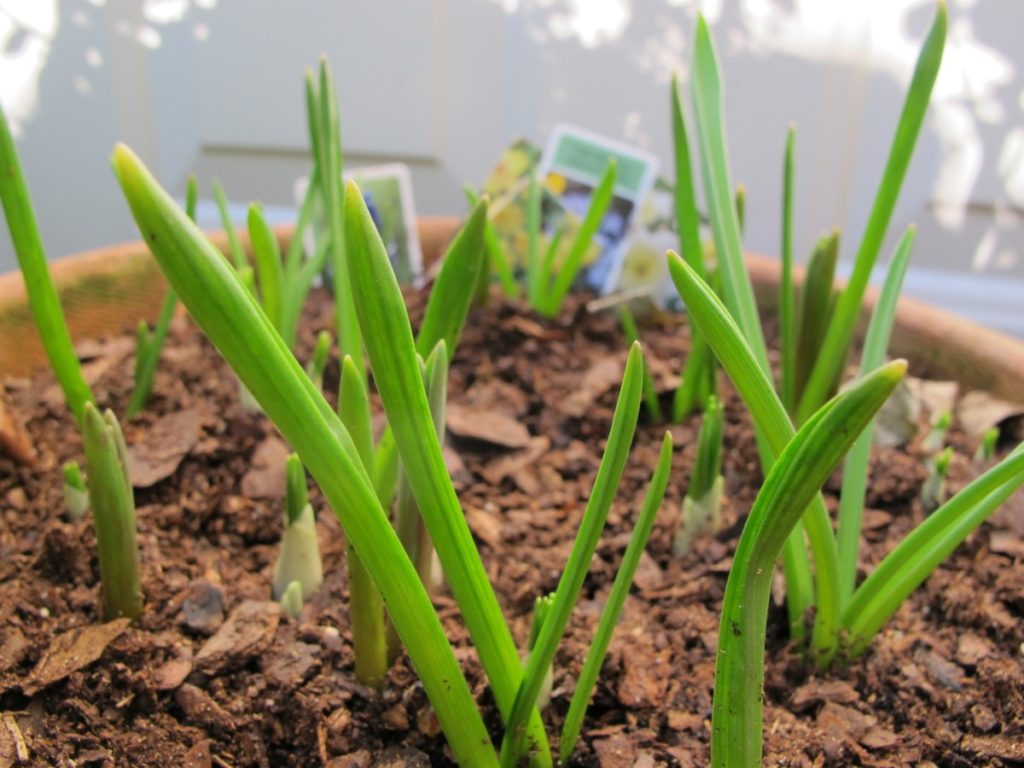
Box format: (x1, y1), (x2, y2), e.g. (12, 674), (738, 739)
(536, 124), (659, 294)
(343, 163), (423, 286)
(293, 162), (423, 286)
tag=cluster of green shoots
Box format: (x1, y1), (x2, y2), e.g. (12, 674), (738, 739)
(6, 4), (1024, 763)
(0, 103), (142, 623)
(467, 160), (618, 318)
(654, 3), (1024, 765)
(105, 56), (684, 765)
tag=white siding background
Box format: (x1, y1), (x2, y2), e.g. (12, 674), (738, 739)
(1, 0), (1022, 334)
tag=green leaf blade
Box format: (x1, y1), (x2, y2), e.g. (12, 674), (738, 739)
(559, 431), (673, 763)
(780, 126), (797, 414)
(540, 159), (617, 316)
(844, 444), (1024, 657)
(837, 227), (915, 607)
(113, 145), (497, 765)
(417, 199), (488, 358)
(690, 15), (769, 373)
(0, 103), (95, 423)
(501, 342), (643, 765)
(797, 1), (946, 422)
(343, 179), (550, 766)
(712, 360), (905, 768)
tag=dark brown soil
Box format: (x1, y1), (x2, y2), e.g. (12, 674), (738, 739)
(1, 287), (1022, 767)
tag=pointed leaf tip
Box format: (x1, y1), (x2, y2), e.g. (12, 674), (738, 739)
(886, 358), (908, 378)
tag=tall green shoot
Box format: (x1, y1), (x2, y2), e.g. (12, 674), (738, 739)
(83, 404), (143, 621)
(559, 432), (673, 763)
(673, 394), (724, 555)
(711, 361), (905, 767)
(796, 2), (946, 423)
(779, 126), (797, 414)
(689, 16), (816, 637)
(500, 342), (643, 764)
(0, 102), (94, 423)
(114, 144), (499, 764)
(126, 174), (196, 418)
(836, 228), (915, 606)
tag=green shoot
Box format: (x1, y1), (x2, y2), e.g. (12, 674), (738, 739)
(308, 59), (364, 377)
(673, 395), (724, 555)
(796, 2), (946, 423)
(711, 360), (905, 768)
(779, 126), (796, 414)
(524, 593), (555, 712)
(690, 15), (769, 374)
(394, 342), (449, 589)
(114, 144), (498, 763)
(342, 179), (551, 762)
(248, 202), (285, 333)
(734, 183), (746, 235)
(279, 170), (328, 349)
(670, 71), (718, 423)
(668, 252), (838, 663)
(922, 408), (952, 453)
(690, 17), (816, 637)
(126, 175), (196, 419)
(794, 229), (840, 405)
(0, 102), (95, 424)
(280, 581), (304, 619)
(500, 342), (643, 765)
(526, 593), (555, 654)
(921, 446), (953, 512)
(537, 159), (617, 317)
(369, 200), (492, 521)
(285, 450), (309, 525)
(618, 304), (663, 421)
(82, 404), (143, 621)
(272, 454), (323, 604)
(212, 178), (254, 292)
(559, 431), (673, 762)
(670, 73), (707, 279)
(338, 354), (388, 690)
(127, 291), (177, 419)
(465, 185), (518, 299)
(673, 332), (716, 422)
(526, 172), (543, 308)
(305, 330), (331, 393)
(62, 461), (89, 522)
(417, 199), (489, 358)
(975, 427), (999, 463)
(844, 443), (1024, 656)
(837, 227), (915, 607)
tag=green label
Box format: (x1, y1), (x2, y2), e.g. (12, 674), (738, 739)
(552, 134), (648, 195)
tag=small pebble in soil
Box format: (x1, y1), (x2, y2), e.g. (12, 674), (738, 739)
(181, 580), (225, 635)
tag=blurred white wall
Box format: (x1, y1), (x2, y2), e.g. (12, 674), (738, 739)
(1, 0), (1022, 333)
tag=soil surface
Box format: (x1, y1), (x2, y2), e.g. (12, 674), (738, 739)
(1, 287), (1023, 767)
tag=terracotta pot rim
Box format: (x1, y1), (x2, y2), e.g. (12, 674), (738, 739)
(1, 216), (1022, 403)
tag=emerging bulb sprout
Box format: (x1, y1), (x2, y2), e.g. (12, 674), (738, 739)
(922, 408), (952, 453)
(305, 330), (332, 392)
(921, 445), (953, 512)
(975, 426), (1000, 463)
(524, 593), (555, 711)
(82, 404), (142, 621)
(271, 453), (323, 603)
(674, 395), (725, 556)
(62, 461), (89, 522)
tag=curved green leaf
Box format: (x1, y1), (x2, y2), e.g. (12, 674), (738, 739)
(113, 145), (496, 766)
(712, 361), (905, 768)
